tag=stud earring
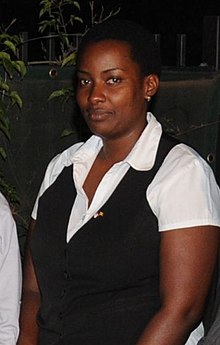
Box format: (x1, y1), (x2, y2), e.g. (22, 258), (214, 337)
(146, 96), (151, 102)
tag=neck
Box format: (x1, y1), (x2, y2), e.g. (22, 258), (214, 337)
(100, 129), (144, 164)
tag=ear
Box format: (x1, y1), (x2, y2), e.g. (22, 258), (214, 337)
(144, 74), (160, 102)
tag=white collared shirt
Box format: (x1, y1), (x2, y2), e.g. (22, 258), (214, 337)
(0, 192), (22, 345)
(31, 113), (220, 345)
(32, 112), (220, 242)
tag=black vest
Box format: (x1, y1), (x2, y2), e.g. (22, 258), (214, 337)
(31, 134), (178, 345)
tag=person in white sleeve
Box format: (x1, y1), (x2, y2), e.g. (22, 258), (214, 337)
(0, 192), (22, 345)
(17, 19), (220, 345)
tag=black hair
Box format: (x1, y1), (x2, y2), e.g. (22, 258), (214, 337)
(76, 19), (161, 78)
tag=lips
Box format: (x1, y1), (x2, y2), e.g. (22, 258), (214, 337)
(87, 109), (113, 121)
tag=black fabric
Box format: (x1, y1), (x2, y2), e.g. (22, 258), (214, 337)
(31, 133), (178, 345)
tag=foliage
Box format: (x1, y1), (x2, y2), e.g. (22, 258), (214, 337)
(39, 0), (82, 66)
(0, 20), (27, 202)
(38, 0), (120, 67)
(48, 86), (74, 102)
(88, 1), (120, 28)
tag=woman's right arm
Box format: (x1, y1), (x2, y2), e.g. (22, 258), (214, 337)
(17, 219), (40, 345)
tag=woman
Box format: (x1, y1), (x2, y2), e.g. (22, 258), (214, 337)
(17, 20), (220, 345)
(0, 191), (22, 345)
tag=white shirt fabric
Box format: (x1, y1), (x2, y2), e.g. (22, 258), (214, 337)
(0, 192), (22, 345)
(32, 112), (220, 345)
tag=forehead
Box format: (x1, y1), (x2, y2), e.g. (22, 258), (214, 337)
(78, 39), (134, 67)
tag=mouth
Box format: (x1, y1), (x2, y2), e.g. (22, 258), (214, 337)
(86, 109), (113, 121)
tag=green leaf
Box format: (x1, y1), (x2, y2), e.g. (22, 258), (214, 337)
(70, 15), (83, 25)
(0, 51), (11, 61)
(10, 91), (23, 108)
(61, 128), (75, 137)
(12, 60), (27, 78)
(0, 33), (11, 41)
(48, 89), (69, 100)
(39, 20), (53, 33)
(73, 1), (80, 10)
(39, 8), (47, 18)
(0, 78), (10, 92)
(0, 147), (7, 159)
(12, 34), (22, 45)
(2, 58), (15, 78)
(74, 16), (83, 23)
(0, 119), (10, 140)
(3, 40), (17, 55)
(39, 22), (48, 33)
(61, 51), (76, 67)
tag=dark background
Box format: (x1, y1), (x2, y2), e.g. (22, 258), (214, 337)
(1, 0), (220, 66)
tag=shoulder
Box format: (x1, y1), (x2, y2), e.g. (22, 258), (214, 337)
(0, 192), (10, 212)
(31, 137), (101, 219)
(40, 135), (101, 189)
(155, 142), (213, 184)
(0, 192), (17, 252)
(45, 141), (84, 181)
(0, 192), (15, 227)
(38, 141), (86, 197)
(147, 143), (220, 231)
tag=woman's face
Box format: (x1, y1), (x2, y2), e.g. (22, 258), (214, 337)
(76, 39), (154, 141)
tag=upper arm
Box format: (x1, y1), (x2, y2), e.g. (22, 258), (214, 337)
(18, 219), (40, 344)
(160, 225), (220, 318)
(22, 219), (39, 294)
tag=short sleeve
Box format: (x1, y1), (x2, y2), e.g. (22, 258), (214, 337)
(147, 144), (220, 231)
(0, 193), (22, 344)
(31, 142), (84, 220)
(31, 153), (61, 220)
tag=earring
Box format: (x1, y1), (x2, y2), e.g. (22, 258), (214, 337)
(146, 96), (151, 102)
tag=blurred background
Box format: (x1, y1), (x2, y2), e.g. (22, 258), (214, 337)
(1, 0), (220, 65)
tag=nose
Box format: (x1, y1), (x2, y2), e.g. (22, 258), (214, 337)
(88, 84), (106, 104)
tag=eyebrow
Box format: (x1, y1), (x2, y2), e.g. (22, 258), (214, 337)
(76, 67), (125, 74)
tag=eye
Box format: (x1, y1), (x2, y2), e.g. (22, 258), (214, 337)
(78, 78), (91, 86)
(106, 77), (121, 85)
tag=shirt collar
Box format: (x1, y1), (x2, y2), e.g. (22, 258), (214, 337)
(72, 112), (162, 171)
(71, 135), (102, 164)
(126, 112), (162, 170)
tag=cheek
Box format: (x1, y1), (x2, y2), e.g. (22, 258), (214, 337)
(110, 89), (134, 106)
(120, 90), (140, 108)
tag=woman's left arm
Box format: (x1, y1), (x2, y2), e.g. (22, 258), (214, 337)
(136, 225), (219, 345)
